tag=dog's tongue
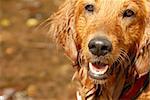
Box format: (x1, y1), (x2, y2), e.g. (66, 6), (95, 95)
(89, 63), (108, 75)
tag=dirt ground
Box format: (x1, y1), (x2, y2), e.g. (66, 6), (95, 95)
(0, 0), (76, 100)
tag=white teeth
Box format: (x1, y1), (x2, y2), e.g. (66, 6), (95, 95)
(89, 63), (109, 75)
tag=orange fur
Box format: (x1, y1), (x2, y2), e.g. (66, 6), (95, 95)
(47, 0), (150, 99)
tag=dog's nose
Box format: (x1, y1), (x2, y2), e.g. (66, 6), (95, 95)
(88, 37), (112, 56)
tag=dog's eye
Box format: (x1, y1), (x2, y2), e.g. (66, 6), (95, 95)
(85, 4), (94, 12)
(123, 9), (135, 17)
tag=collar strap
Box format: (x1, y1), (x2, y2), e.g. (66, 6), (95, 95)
(120, 71), (149, 99)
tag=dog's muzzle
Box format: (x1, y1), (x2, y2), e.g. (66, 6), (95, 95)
(87, 37), (113, 80)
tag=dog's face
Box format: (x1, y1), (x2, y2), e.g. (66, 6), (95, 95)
(49, 0), (149, 84)
(75, 0), (147, 83)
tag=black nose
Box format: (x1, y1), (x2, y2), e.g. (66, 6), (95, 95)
(88, 37), (112, 56)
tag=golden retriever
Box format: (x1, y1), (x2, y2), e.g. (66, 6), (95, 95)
(45, 0), (150, 99)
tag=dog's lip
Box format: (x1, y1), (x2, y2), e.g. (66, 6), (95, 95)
(88, 62), (112, 80)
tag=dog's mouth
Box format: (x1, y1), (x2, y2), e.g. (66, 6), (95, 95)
(88, 61), (113, 80)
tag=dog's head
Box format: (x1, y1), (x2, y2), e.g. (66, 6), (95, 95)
(48, 0), (150, 84)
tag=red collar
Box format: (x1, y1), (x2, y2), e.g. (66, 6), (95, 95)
(120, 71), (149, 99)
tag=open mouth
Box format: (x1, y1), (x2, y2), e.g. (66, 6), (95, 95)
(88, 62), (113, 80)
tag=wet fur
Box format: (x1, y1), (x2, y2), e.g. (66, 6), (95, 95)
(46, 0), (150, 99)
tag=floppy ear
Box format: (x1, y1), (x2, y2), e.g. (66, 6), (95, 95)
(48, 0), (79, 63)
(135, 0), (150, 76)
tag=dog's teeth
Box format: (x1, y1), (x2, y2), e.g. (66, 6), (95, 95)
(89, 63), (100, 75)
(89, 63), (109, 75)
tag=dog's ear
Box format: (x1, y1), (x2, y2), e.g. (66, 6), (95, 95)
(47, 0), (79, 63)
(135, 0), (150, 76)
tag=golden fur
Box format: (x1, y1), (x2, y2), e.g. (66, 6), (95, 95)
(46, 0), (150, 99)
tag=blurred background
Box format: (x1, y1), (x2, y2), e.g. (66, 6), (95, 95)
(0, 0), (76, 100)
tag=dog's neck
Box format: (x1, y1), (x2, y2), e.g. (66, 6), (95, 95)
(99, 65), (136, 100)
(75, 64), (149, 100)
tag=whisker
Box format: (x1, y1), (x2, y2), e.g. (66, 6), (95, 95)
(112, 48), (131, 74)
(120, 49), (131, 65)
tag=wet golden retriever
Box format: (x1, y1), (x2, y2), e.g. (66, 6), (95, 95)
(45, 0), (150, 99)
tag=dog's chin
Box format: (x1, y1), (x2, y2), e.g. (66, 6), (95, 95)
(88, 62), (113, 84)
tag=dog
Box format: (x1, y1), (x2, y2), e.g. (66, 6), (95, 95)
(44, 0), (150, 99)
